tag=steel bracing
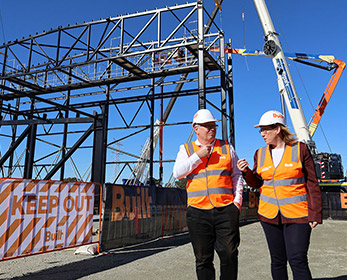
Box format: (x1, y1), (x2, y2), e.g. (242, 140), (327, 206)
(0, 0), (234, 186)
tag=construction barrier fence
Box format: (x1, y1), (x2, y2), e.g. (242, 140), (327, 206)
(239, 190), (347, 221)
(0, 178), (101, 261)
(2, 178), (345, 258)
(322, 192), (347, 219)
(240, 190), (259, 222)
(100, 186), (347, 251)
(100, 183), (187, 251)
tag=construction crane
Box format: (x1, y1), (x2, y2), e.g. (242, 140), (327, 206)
(211, 0), (347, 190)
(248, 0), (346, 189)
(253, 0), (317, 152)
(125, 119), (162, 186)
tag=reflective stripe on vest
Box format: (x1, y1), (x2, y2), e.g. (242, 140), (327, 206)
(257, 142), (308, 219)
(188, 187), (234, 198)
(184, 139), (234, 209)
(260, 193), (308, 206)
(263, 176), (306, 187)
(187, 169), (232, 180)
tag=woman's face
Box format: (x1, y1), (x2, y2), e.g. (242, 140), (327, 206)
(259, 125), (281, 146)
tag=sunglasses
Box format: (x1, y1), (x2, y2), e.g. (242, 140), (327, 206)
(196, 123), (218, 130)
(259, 125), (277, 133)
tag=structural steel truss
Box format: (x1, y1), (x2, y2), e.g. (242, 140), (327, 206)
(0, 1), (234, 186)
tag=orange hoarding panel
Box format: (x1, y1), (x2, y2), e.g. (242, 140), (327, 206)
(0, 178), (95, 260)
(341, 193), (347, 209)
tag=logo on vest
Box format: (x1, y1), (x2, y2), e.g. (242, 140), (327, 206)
(284, 163), (293, 167)
(261, 166), (272, 172)
(220, 156), (226, 159)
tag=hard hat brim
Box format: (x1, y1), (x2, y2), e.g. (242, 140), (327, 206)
(254, 123), (286, 128)
(193, 119), (220, 125)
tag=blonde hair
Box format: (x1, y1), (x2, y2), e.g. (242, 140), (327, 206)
(279, 125), (297, 145)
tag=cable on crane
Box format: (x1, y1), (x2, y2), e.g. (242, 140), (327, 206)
(241, 0), (249, 71)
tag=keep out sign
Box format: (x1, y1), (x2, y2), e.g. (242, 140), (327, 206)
(0, 178), (95, 260)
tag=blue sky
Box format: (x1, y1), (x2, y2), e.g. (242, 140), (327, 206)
(1, 0), (346, 182)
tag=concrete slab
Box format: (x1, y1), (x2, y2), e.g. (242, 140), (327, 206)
(0, 220), (346, 280)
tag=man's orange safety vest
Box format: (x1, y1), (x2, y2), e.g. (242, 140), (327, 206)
(257, 142), (308, 219)
(184, 139), (235, 209)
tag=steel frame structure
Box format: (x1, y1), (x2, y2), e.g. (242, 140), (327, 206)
(0, 0), (234, 186)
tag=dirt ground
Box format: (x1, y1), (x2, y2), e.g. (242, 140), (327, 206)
(0, 219), (346, 280)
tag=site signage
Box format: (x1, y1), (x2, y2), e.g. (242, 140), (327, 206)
(0, 178), (95, 260)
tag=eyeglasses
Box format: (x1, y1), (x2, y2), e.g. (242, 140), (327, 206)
(196, 123), (218, 130)
(259, 125), (277, 134)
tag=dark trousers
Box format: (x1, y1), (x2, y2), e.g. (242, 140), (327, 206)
(187, 204), (240, 280)
(261, 221), (312, 280)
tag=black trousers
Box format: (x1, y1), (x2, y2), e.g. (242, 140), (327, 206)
(261, 221), (312, 280)
(187, 204), (240, 280)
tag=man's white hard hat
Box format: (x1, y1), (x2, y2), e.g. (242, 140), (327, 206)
(254, 110), (286, 128)
(193, 109), (218, 125)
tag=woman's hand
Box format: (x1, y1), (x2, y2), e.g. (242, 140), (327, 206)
(237, 158), (249, 172)
(309, 221), (318, 229)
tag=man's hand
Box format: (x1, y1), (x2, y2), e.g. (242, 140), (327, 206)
(233, 201), (241, 211)
(196, 144), (212, 159)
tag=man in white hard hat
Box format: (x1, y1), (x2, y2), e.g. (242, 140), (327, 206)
(173, 108), (243, 280)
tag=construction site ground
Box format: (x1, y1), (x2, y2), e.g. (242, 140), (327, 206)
(0, 219), (346, 280)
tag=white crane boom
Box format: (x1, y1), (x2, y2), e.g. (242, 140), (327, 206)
(253, 0), (316, 152)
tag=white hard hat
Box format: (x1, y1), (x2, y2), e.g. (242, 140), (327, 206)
(193, 109), (218, 125)
(254, 110), (286, 128)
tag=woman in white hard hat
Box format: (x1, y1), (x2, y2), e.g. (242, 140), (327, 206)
(173, 108), (243, 280)
(237, 110), (322, 280)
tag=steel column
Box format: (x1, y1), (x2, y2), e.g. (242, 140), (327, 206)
(60, 63), (72, 181)
(159, 85), (164, 186)
(91, 88), (109, 185)
(24, 123), (37, 179)
(219, 31), (227, 140)
(226, 40), (235, 147)
(149, 78), (155, 186)
(197, 0), (206, 109)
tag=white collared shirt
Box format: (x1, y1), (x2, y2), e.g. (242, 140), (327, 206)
(271, 147), (285, 167)
(172, 139), (243, 205)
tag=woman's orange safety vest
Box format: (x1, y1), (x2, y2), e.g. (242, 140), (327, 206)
(184, 139), (235, 209)
(257, 142), (308, 219)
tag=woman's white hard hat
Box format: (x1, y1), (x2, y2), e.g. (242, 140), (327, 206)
(193, 109), (218, 125)
(254, 110), (286, 128)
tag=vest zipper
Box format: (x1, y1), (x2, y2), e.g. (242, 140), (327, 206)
(205, 146), (214, 207)
(270, 146), (285, 216)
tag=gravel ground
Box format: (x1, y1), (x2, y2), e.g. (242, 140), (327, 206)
(0, 219), (347, 280)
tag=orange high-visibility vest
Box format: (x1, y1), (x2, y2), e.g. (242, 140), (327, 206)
(257, 142), (308, 219)
(184, 139), (235, 209)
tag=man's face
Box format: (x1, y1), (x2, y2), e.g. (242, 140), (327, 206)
(194, 122), (217, 144)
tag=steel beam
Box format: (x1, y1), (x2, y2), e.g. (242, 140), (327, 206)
(226, 40), (235, 147)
